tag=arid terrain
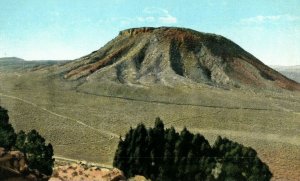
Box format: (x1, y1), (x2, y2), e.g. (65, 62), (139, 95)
(0, 27), (299, 180)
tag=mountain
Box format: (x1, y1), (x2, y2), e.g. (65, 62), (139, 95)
(271, 65), (300, 83)
(58, 27), (300, 91)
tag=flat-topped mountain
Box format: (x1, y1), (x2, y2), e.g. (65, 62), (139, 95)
(58, 27), (300, 91)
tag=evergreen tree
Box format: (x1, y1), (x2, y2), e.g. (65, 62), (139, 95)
(149, 118), (165, 180)
(158, 127), (178, 181)
(213, 137), (272, 181)
(0, 106), (9, 124)
(0, 106), (16, 149)
(133, 124), (148, 176)
(174, 127), (194, 180)
(14, 130), (26, 151)
(113, 136), (128, 174)
(18, 129), (55, 175)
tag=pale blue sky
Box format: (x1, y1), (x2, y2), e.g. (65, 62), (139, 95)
(1, 0), (300, 65)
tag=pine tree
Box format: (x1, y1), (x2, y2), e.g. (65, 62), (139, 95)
(158, 127), (178, 181)
(22, 129), (54, 175)
(15, 130), (26, 151)
(213, 137), (272, 181)
(113, 136), (128, 174)
(0, 106), (16, 149)
(174, 127), (194, 180)
(0, 106), (9, 124)
(133, 123), (148, 176)
(149, 118), (165, 180)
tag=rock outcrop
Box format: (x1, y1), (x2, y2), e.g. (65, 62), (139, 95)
(0, 147), (48, 181)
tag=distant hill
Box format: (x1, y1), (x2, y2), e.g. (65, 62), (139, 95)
(271, 65), (300, 83)
(56, 27), (300, 91)
(0, 57), (69, 72)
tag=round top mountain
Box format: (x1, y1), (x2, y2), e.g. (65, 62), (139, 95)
(60, 27), (300, 91)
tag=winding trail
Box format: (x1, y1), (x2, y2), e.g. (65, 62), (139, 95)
(0, 92), (117, 168)
(0, 92), (119, 139)
(77, 90), (282, 112)
(53, 156), (113, 169)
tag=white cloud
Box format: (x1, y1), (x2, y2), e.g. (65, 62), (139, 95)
(106, 7), (177, 26)
(107, 16), (156, 26)
(240, 14), (300, 24)
(159, 16), (177, 24)
(137, 16), (155, 22)
(144, 7), (177, 24)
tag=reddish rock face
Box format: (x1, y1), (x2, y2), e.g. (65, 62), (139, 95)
(59, 27), (300, 91)
(0, 147), (49, 181)
(0, 148), (28, 174)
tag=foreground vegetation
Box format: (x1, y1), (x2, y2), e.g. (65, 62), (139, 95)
(114, 118), (272, 181)
(0, 106), (54, 175)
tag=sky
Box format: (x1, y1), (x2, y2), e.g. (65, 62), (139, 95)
(0, 0), (300, 65)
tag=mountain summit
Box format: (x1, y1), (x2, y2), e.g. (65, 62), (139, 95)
(60, 27), (300, 91)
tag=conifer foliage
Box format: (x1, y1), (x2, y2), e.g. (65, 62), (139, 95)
(113, 118), (272, 181)
(0, 106), (54, 175)
(15, 129), (55, 175)
(0, 107), (16, 149)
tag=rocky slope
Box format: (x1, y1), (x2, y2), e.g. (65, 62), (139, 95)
(56, 27), (300, 91)
(50, 161), (150, 181)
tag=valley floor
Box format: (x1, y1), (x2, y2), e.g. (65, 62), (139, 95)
(0, 71), (299, 180)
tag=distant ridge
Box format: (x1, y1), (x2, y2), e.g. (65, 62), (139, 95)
(271, 65), (300, 83)
(0, 57), (25, 62)
(0, 57), (67, 71)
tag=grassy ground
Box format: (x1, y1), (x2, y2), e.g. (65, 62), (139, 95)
(0, 70), (299, 180)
